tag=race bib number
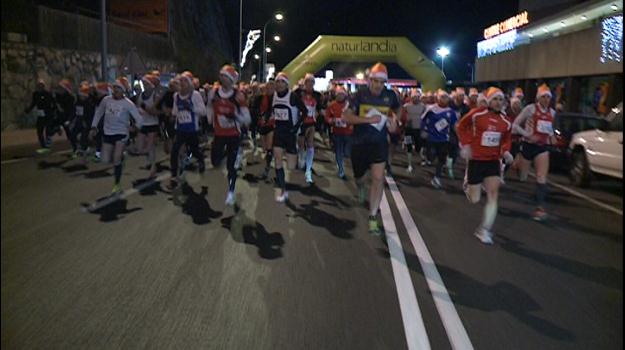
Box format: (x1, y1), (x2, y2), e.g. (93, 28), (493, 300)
(36, 109), (45, 117)
(75, 106), (84, 117)
(435, 118), (449, 132)
(306, 105), (316, 118)
(404, 135), (413, 145)
(481, 131), (501, 147)
(274, 108), (289, 121)
(335, 119), (347, 128)
(536, 119), (553, 135)
(218, 115), (236, 129)
(177, 110), (193, 124)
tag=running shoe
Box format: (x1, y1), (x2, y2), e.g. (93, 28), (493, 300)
(431, 176), (442, 189)
(420, 160), (427, 166)
(406, 165), (413, 173)
(532, 207), (548, 222)
(36, 147), (51, 154)
(368, 216), (382, 236)
(111, 183), (122, 194)
(225, 191), (236, 206)
(305, 170), (314, 184)
(93, 152), (101, 163)
(474, 227), (494, 245)
(275, 191), (289, 203)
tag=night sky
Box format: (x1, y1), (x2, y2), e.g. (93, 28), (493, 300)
(218, 0), (519, 82)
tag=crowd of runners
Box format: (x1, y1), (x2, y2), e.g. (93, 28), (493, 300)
(26, 61), (559, 245)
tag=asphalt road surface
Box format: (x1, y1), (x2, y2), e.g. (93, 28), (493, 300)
(2, 137), (622, 349)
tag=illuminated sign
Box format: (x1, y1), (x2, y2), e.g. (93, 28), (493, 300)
(601, 15), (623, 63)
(477, 29), (518, 58)
(484, 11), (529, 39)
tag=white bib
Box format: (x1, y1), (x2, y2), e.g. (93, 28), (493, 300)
(404, 135), (413, 145)
(36, 109), (45, 117)
(75, 106), (84, 117)
(435, 118), (449, 132)
(274, 108), (289, 121)
(481, 131), (501, 147)
(218, 115), (236, 128)
(536, 119), (553, 135)
(335, 119), (347, 128)
(306, 105), (316, 118)
(177, 110), (193, 124)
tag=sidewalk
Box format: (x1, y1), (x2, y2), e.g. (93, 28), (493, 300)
(1, 129), (40, 149)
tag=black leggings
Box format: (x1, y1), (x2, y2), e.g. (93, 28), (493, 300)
(171, 131), (204, 177)
(36, 117), (53, 148)
(211, 135), (240, 191)
(428, 142), (449, 178)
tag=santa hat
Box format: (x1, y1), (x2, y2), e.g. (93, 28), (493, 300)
(513, 87), (524, 98)
(220, 65), (239, 84)
(275, 72), (289, 85)
(469, 87), (479, 97)
(485, 86), (504, 103)
(58, 79), (73, 94)
(95, 82), (110, 95)
(369, 62), (388, 81)
(304, 73), (315, 82)
(141, 74), (159, 88)
(335, 86), (347, 96)
(536, 84), (552, 98)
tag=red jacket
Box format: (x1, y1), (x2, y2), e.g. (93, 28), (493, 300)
(456, 107), (512, 161)
(324, 100), (352, 136)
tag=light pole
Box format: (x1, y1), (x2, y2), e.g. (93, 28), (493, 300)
(436, 47), (450, 77)
(238, 0), (243, 73)
(254, 54), (261, 81)
(262, 12), (284, 81)
(100, 0), (108, 81)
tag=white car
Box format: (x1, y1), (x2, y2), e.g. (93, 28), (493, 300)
(569, 102), (623, 187)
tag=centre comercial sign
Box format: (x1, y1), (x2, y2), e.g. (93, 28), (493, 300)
(484, 11), (529, 40)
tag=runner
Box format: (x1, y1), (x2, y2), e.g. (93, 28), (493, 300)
(24, 79), (56, 153)
(324, 85), (353, 179)
(207, 65), (251, 206)
(512, 84), (556, 221)
(54, 79), (79, 156)
(505, 95), (524, 180)
(342, 62), (400, 235)
(74, 81), (97, 161)
(92, 82), (111, 162)
(257, 80), (277, 179)
(448, 87), (471, 179)
(157, 77), (180, 155)
(421, 89), (456, 189)
(89, 78), (143, 193)
(270, 72), (306, 203)
(456, 87), (514, 244)
(468, 87), (479, 109)
(135, 74), (162, 178)
(400, 89), (426, 172)
(297, 73), (323, 184)
(168, 72), (208, 189)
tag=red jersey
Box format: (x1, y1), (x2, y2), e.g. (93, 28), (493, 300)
(210, 87), (247, 137)
(456, 107), (512, 161)
(257, 94), (275, 129)
(300, 90), (321, 125)
(324, 100), (353, 136)
(526, 103), (554, 146)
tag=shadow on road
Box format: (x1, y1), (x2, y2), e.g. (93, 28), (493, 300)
(82, 197), (142, 222)
(286, 199), (355, 239)
(221, 207), (284, 260)
(170, 183), (222, 225)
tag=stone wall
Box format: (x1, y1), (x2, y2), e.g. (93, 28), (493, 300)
(1, 41), (175, 130)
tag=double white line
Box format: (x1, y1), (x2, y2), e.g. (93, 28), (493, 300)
(380, 176), (474, 350)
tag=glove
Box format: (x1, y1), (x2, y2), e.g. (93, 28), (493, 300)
(460, 145), (472, 160)
(503, 151), (514, 165)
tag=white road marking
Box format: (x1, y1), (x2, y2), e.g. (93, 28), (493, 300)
(380, 192), (432, 350)
(528, 173), (623, 216)
(386, 176), (474, 350)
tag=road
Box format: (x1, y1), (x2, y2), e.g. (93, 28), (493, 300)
(1, 138), (622, 349)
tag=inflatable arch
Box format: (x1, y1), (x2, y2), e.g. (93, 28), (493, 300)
(282, 35), (446, 91)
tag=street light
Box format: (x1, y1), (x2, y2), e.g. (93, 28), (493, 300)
(436, 46), (450, 76)
(265, 47), (272, 53)
(355, 72), (364, 80)
(254, 54), (260, 60)
(262, 12), (285, 81)
(273, 35), (281, 42)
